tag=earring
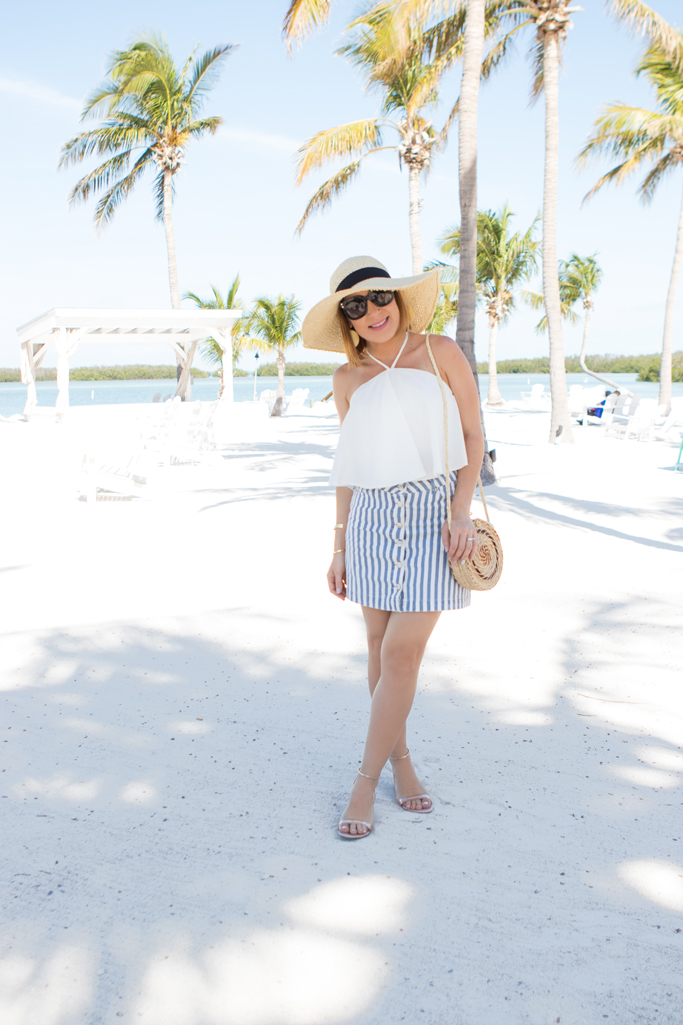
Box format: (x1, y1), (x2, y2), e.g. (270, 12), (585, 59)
(407, 305), (415, 328)
(350, 329), (360, 348)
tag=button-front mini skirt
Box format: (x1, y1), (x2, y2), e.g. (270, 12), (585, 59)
(345, 473), (471, 613)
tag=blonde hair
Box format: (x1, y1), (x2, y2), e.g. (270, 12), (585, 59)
(337, 291), (412, 367)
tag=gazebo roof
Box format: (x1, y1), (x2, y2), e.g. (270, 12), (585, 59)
(17, 308), (241, 346)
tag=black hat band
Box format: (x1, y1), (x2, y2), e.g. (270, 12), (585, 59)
(335, 266), (391, 293)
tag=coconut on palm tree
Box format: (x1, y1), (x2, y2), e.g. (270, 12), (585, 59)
(295, 5), (461, 274)
(441, 204), (539, 406)
(60, 34), (235, 312)
(242, 296), (302, 416)
(578, 40), (683, 414)
(185, 275), (246, 398)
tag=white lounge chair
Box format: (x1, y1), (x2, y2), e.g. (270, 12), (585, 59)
(603, 394), (641, 439)
(568, 385), (587, 423)
(285, 387), (310, 414)
(259, 389), (278, 415)
(651, 403), (683, 443)
(521, 382), (549, 406)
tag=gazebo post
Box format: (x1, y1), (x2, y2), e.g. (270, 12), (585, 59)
(171, 339), (200, 401)
(20, 340), (49, 418)
(55, 327), (84, 419)
(215, 329), (233, 402)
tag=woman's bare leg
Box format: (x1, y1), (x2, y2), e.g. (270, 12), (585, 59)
(338, 609), (440, 835)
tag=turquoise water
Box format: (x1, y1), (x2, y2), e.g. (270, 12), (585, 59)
(1, 372), (680, 418)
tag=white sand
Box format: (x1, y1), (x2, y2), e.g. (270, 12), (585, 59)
(1, 403), (682, 1025)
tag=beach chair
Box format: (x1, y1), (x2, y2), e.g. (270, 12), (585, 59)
(285, 388), (310, 414)
(585, 391), (617, 426)
(627, 401), (666, 442)
(568, 385), (587, 423)
(603, 394), (641, 439)
(81, 449), (148, 502)
(651, 403), (683, 442)
(521, 383), (549, 406)
(259, 389), (278, 415)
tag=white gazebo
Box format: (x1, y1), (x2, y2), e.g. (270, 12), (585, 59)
(17, 308), (241, 418)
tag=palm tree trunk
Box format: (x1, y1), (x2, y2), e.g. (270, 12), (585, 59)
(163, 168), (185, 395)
(578, 305), (618, 389)
(659, 182), (683, 414)
(542, 32), (573, 444)
(163, 170), (180, 310)
(272, 347), (286, 417)
(455, 0), (495, 482)
(486, 317), (504, 406)
(408, 162), (423, 275)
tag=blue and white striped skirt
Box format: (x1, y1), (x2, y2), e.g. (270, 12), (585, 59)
(346, 472), (471, 613)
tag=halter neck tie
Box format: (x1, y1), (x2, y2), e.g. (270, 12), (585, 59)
(366, 333), (408, 371)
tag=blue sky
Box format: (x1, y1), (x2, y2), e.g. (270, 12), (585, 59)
(1, 0), (682, 371)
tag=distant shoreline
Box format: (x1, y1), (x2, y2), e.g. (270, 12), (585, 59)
(1, 351), (681, 383)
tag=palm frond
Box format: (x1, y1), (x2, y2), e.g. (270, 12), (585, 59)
(637, 41), (683, 112)
(296, 161), (363, 234)
(480, 21), (530, 80)
(59, 119), (153, 166)
(67, 150), (150, 205)
(295, 119), (383, 181)
(608, 0), (683, 65)
(438, 96), (459, 146)
(246, 294), (303, 348)
(184, 116), (223, 140)
(528, 32), (545, 103)
(522, 288), (544, 311)
(282, 0), (332, 51)
(524, 287), (579, 333)
(639, 149), (679, 200)
(91, 156), (151, 228)
(186, 44), (237, 101)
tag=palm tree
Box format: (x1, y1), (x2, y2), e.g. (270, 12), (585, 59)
(524, 268), (580, 332)
(526, 253), (617, 386)
(426, 265), (460, 334)
(559, 255), (605, 383)
(441, 204), (539, 405)
(60, 34), (235, 311)
(578, 42), (683, 414)
(185, 275), (246, 397)
(241, 296), (302, 416)
(295, 5), (461, 273)
(455, 0), (486, 393)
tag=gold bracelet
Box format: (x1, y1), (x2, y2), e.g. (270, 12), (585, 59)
(333, 548), (345, 554)
(333, 523), (344, 530)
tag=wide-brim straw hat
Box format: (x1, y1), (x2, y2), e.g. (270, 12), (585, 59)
(302, 255), (440, 354)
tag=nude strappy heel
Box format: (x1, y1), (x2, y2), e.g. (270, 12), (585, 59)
(390, 749), (433, 814)
(337, 767), (379, 840)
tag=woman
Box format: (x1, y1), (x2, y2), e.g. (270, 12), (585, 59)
(302, 256), (485, 839)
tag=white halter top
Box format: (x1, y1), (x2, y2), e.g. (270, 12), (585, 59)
(329, 335), (468, 489)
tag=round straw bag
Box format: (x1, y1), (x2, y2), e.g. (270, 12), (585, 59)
(425, 336), (503, 592)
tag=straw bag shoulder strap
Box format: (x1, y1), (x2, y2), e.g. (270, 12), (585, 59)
(424, 334), (490, 524)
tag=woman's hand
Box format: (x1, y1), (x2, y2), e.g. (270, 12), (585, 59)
(442, 510), (478, 565)
(327, 552), (347, 599)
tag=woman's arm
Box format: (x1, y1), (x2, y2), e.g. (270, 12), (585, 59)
(332, 363), (351, 425)
(328, 364), (353, 598)
(328, 486), (353, 599)
(430, 334), (486, 564)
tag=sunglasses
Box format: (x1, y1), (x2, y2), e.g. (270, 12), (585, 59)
(339, 290), (395, 320)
